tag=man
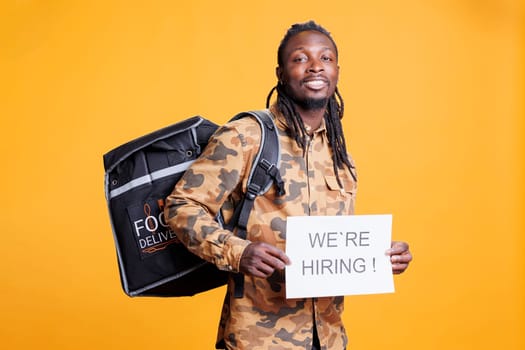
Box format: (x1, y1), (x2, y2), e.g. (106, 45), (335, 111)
(165, 21), (412, 350)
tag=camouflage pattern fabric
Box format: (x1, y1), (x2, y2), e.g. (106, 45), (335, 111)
(165, 105), (357, 350)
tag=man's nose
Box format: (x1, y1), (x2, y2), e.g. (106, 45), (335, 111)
(307, 59), (324, 73)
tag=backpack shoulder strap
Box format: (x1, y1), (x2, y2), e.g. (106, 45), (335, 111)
(230, 109), (285, 227)
(227, 109), (285, 298)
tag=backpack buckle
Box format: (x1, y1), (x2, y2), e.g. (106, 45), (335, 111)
(246, 183), (261, 200)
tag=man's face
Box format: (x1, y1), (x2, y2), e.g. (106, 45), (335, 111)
(277, 30), (339, 110)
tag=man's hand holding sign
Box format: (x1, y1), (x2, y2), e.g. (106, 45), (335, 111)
(286, 215), (396, 298)
(240, 215), (412, 298)
(387, 240), (413, 275)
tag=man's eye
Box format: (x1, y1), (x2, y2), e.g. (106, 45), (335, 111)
(321, 56), (333, 62)
(293, 56), (307, 62)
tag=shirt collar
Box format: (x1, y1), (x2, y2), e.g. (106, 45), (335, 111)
(270, 104), (327, 135)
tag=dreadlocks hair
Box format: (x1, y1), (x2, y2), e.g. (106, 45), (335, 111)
(266, 20), (357, 185)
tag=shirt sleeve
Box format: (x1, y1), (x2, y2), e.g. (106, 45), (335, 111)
(164, 120), (258, 272)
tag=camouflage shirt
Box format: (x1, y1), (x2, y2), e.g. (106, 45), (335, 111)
(165, 105), (357, 350)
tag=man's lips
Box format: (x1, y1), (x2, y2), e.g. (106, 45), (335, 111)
(301, 77), (329, 90)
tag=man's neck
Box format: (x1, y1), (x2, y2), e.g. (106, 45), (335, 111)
(295, 105), (326, 132)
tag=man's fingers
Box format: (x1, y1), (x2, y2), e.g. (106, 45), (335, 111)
(265, 246), (291, 267)
(251, 263), (276, 278)
(269, 254), (291, 270)
(390, 253), (412, 264)
(246, 259), (282, 278)
(392, 263), (409, 274)
(385, 241), (412, 275)
(386, 241), (410, 255)
(240, 242), (290, 277)
(257, 246), (289, 273)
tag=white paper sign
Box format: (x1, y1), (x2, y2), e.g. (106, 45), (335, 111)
(285, 215), (394, 299)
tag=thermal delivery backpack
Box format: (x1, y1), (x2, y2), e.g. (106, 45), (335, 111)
(103, 110), (283, 297)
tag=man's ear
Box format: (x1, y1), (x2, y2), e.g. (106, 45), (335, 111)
(276, 66), (283, 84)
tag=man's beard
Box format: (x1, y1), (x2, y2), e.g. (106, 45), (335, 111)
(291, 96), (329, 111)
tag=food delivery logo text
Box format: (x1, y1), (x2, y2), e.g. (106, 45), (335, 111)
(127, 199), (179, 258)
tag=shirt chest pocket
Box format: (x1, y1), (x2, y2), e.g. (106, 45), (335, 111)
(324, 174), (356, 215)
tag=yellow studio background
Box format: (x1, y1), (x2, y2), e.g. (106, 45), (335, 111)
(1, 0), (523, 349)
